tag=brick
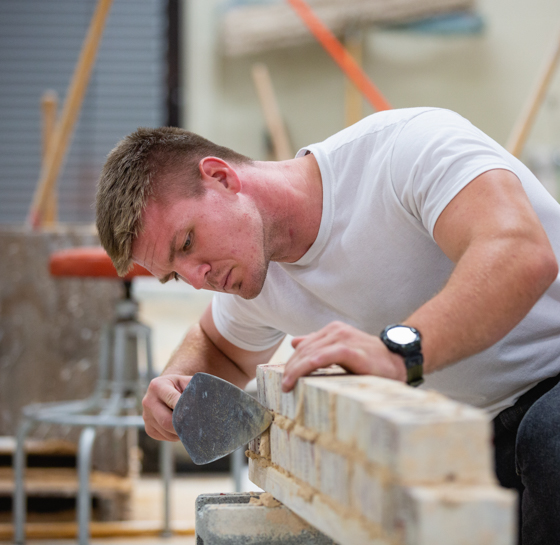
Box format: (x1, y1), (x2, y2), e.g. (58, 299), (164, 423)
(318, 445), (352, 507)
(252, 365), (514, 545)
(303, 380), (334, 434)
(396, 484), (516, 545)
(256, 364), (284, 413)
(290, 434), (319, 489)
(335, 380), (430, 446)
(302, 375), (391, 436)
(270, 423), (292, 473)
(363, 401), (494, 485)
(349, 462), (388, 528)
(249, 459), (389, 545)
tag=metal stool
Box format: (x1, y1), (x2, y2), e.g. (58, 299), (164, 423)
(13, 247), (173, 544)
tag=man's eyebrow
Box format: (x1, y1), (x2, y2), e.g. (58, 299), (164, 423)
(168, 231), (178, 265)
(159, 273), (173, 284)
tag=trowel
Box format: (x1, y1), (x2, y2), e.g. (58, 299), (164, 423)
(172, 372), (273, 465)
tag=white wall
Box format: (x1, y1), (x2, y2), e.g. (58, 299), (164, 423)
(183, 0), (560, 161)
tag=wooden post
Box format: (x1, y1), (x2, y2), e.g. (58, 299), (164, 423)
(507, 28), (560, 158)
(252, 63), (294, 161)
(41, 90), (59, 226)
(28, 0), (114, 229)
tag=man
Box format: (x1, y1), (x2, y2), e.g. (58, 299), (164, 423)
(96, 107), (560, 544)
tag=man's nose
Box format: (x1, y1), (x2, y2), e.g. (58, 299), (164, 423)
(181, 263), (210, 290)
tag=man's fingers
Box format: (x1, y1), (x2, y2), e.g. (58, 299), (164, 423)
(142, 374), (193, 440)
(149, 374), (192, 411)
(282, 344), (348, 392)
(144, 421), (180, 442)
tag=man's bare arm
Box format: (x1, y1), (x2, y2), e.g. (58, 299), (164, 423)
(406, 168), (558, 372)
(143, 303), (283, 441)
(282, 169), (558, 390)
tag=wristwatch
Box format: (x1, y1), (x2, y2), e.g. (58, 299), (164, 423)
(380, 325), (424, 387)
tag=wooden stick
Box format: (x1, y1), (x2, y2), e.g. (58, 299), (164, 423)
(41, 90), (59, 226)
(286, 0), (391, 112)
(0, 521), (194, 540)
(507, 28), (560, 158)
(28, 0), (114, 229)
(344, 28), (364, 127)
(251, 63), (294, 161)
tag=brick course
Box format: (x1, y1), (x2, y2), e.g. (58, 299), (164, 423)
(248, 363), (515, 545)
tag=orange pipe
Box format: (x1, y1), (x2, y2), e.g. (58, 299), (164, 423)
(286, 0), (391, 112)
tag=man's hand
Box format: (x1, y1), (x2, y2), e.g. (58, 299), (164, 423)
(281, 321), (406, 392)
(142, 374), (192, 441)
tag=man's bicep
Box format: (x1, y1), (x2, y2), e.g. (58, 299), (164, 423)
(433, 169), (551, 263)
(199, 303), (284, 377)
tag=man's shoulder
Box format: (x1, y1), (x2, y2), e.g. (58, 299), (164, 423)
(308, 107), (449, 155)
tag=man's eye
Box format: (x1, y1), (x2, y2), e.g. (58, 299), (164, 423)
(173, 272), (180, 282)
(182, 233), (193, 251)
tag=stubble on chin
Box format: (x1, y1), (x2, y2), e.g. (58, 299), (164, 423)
(239, 258), (270, 300)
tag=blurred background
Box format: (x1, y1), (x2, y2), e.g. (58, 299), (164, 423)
(1, 0), (559, 540)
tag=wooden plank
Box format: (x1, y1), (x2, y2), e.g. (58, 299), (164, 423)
(0, 467), (131, 496)
(507, 27), (560, 158)
(251, 63), (294, 161)
(0, 437), (76, 457)
(222, 0), (475, 57)
(0, 520), (194, 540)
(41, 90), (59, 226)
(28, 0), (114, 228)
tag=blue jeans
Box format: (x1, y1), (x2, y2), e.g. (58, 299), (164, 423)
(493, 373), (560, 545)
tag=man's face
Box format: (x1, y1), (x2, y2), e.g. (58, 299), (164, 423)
(132, 187), (271, 299)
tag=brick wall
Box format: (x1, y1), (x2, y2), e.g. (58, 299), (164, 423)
(248, 363), (516, 545)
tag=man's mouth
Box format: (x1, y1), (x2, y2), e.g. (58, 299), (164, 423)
(222, 269), (232, 291)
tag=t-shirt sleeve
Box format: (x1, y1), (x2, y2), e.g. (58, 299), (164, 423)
(211, 292), (285, 352)
(390, 109), (516, 237)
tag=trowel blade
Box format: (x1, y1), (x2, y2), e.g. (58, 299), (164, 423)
(172, 372), (273, 465)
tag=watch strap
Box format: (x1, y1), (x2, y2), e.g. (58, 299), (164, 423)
(405, 353), (424, 387)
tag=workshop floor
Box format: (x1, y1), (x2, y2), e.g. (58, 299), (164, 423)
(1, 468), (259, 545)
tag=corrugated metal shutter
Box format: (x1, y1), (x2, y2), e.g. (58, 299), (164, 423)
(0, 0), (166, 224)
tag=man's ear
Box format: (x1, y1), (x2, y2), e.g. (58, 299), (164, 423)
(198, 157), (241, 193)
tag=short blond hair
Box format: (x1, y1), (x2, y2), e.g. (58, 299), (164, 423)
(95, 127), (252, 275)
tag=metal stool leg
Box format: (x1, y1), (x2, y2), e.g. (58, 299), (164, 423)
(13, 418), (33, 545)
(77, 426), (97, 545)
(160, 440), (173, 536)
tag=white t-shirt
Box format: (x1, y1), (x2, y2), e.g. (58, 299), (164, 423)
(212, 107), (560, 418)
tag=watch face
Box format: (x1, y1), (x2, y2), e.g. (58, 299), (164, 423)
(386, 326), (417, 345)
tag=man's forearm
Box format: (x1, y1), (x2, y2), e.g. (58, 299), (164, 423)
(162, 324), (252, 389)
(407, 213), (558, 373)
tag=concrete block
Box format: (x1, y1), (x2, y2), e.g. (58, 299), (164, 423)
(396, 484), (517, 545)
(195, 492), (337, 544)
(364, 402), (494, 485)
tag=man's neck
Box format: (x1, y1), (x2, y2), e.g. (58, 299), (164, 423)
(245, 153), (323, 263)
